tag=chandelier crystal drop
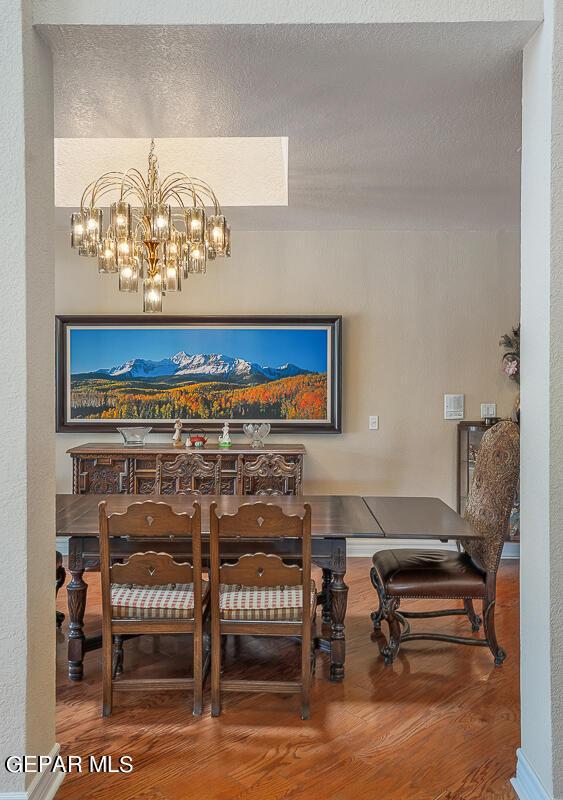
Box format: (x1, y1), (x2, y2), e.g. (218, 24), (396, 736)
(69, 139), (231, 312)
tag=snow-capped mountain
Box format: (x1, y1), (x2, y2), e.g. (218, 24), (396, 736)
(92, 351), (311, 383)
(101, 358), (177, 378)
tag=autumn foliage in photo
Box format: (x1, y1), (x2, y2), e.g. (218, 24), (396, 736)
(70, 372), (328, 422)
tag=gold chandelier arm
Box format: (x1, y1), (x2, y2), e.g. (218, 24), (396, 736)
(160, 172), (221, 213)
(190, 183), (220, 213)
(80, 173), (125, 210)
(133, 217), (149, 241)
(80, 171), (148, 210)
(162, 182), (219, 213)
(166, 189), (187, 209)
(161, 173), (222, 211)
(88, 172), (132, 208)
(88, 182), (146, 209)
(120, 183), (150, 207)
(120, 168), (149, 204)
(160, 172), (197, 205)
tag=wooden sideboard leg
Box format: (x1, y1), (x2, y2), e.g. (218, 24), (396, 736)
(67, 537), (87, 682)
(329, 543), (348, 682)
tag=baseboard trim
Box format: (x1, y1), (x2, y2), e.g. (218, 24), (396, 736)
(348, 539), (520, 559)
(511, 748), (552, 800)
(1, 744), (65, 800)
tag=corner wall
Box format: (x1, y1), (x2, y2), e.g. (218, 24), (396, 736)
(515, 0), (563, 797)
(56, 228), (519, 507)
(0, 0), (56, 794)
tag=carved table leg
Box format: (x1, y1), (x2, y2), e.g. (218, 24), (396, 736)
(329, 543), (348, 682)
(321, 568), (333, 626)
(67, 538), (87, 682)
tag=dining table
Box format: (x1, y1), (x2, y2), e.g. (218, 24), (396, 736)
(56, 493), (483, 684)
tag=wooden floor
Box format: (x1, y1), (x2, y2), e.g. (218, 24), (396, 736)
(55, 559), (520, 800)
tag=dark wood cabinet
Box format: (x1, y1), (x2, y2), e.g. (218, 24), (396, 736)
(68, 442), (305, 497)
(457, 421), (519, 542)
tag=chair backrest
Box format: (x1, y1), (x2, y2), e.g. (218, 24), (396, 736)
(237, 454), (303, 496)
(155, 453), (221, 495)
(209, 501), (312, 621)
(462, 420), (520, 573)
(99, 500), (203, 620)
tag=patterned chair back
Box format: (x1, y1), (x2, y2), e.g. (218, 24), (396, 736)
(462, 420), (520, 573)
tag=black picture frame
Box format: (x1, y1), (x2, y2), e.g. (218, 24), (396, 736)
(55, 315), (342, 434)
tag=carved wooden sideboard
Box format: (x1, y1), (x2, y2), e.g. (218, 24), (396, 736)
(67, 442), (305, 496)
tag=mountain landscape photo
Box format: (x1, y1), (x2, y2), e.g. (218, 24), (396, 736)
(69, 327), (329, 422)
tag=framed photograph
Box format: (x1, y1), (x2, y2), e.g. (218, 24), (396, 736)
(56, 315), (342, 433)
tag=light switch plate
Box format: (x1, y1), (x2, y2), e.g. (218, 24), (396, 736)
(444, 394), (464, 420)
(369, 415), (379, 430)
(481, 403), (497, 418)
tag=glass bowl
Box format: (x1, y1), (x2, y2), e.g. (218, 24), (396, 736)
(116, 426), (152, 447)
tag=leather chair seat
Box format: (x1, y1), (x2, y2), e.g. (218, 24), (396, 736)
(371, 549), (486, 598)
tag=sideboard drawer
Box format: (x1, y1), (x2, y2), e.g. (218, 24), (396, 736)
(73, 455), (129, 494)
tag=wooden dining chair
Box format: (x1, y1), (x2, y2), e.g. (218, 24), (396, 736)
(155, 453), (221, 495)
(370, 420), (519, 666)
(209, 502), (316, 719)
(99, 500), (208, 717)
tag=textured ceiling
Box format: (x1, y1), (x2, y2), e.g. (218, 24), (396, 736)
(44, 23), (530, 230)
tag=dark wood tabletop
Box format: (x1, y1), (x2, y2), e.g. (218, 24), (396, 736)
(56, 494), (383, 539)
(363, 496), (481, 540)
(56, 494), (482, 541)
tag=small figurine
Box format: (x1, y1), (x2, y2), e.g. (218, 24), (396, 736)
(218, 421), (232, 448)
(172, 419), (184, 449)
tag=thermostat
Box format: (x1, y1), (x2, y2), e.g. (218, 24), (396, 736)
(444, 394), (464, 420)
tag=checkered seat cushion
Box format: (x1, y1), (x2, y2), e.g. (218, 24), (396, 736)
(111, 581), (208, 620)
(219, 581), (317, 622)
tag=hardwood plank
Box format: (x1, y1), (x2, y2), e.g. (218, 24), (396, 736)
(55, 559), (519, 800)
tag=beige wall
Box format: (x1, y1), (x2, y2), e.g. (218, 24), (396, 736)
(56, 228), (519, 507)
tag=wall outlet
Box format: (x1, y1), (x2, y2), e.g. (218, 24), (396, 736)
(481, 403), (497, 418)
(369, 415), (379, 430)
(444, 394), (464, 420)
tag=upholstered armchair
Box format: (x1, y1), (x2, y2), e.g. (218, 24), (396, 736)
(370, 420), (519, 666)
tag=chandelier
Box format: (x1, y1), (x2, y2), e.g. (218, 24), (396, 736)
(69, 139), (231, 312)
